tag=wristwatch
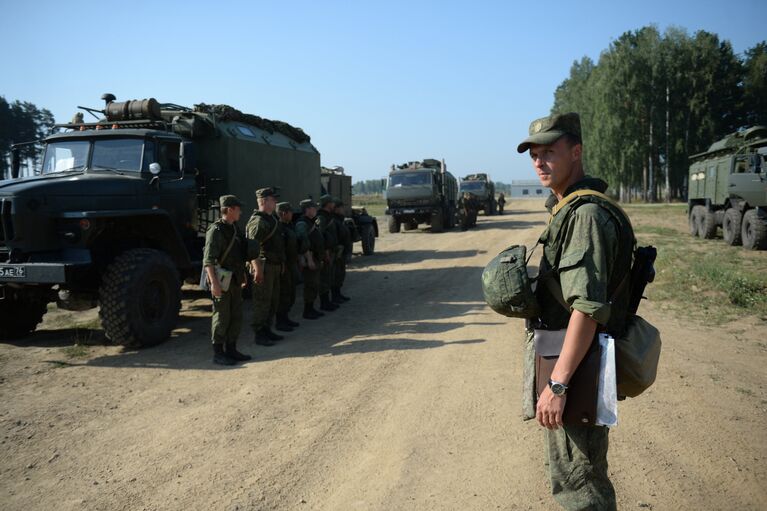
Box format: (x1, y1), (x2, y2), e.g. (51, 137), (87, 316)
(548, 379), (569, 396)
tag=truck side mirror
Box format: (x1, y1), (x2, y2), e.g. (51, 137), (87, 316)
(180, 141), (195, 175)
(11, 148), (20, 179)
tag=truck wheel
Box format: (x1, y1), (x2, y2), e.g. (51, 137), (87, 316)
(360, 224), (375, 255)
(689, 206), (702, 237)
(99, 248), (181, 348)
(388, 216), (401, 234)
(741, 209), (767, 250)
(431, 211), (444, 233)
(722, 208), (743, 246)
(0, 288), (49, 340)
(701, 209), (718, 239)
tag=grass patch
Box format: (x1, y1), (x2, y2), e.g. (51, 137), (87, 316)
(353, 193), (386, 217)
(62, 343), (89, 358)
(625, 204), (767, 324)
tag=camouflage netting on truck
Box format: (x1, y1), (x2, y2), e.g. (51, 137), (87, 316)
(193, 103), (311, 144)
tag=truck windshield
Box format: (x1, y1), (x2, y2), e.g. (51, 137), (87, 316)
(460, 181), (485, 192)
(42, 138), (145, 174)
(389, 173), (431, 187)
(42, 141), (89, 174)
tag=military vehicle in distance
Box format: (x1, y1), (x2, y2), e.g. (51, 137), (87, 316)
(320, 166), (378, 255)
(459, 173), (496, 215)
(385, 159), (457, 233)
(688, 126), (767, 250)
(1, 94), (323, 345)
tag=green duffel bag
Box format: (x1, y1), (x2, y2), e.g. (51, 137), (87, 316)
(615, 314), (662, 397)
(481, 244), (540, 319)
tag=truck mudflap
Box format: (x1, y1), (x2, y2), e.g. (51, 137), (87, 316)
(0, 262), (91, 284)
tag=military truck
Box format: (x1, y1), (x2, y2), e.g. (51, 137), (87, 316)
(385, 159), (457, 233)
(459, 173), (496, 215)
(320, 166), (379, 255)
(1, 94), (322, 345)
(688, 126), (767, 250)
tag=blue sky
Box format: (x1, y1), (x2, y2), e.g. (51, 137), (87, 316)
(1, 0), (765, 182)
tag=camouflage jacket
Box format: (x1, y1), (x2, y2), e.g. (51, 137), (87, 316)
(521, 176), (635, 420)
(280, 221), (298, 264)
(203, 219), (247, 283)
(296, 215), (324, 256)
(246, 211), (285, 264)
(315, 209), (338, 250)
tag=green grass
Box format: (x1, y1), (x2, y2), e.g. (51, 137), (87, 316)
(353, 193), (386, 217)
(625, 204), (767, 324)
(62, 343), (89, 358)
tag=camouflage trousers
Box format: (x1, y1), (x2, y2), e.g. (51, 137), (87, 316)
(277, 263), (297, 314)
(545, 423), (616, 511)
(319, 253), (335, 294)
(251, 262), (281, 332)
(303, 265), (321, 303)
(333, 256), (346, 288)
(211, 280), (243, 346)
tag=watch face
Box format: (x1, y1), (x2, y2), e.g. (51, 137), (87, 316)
(551, 382), (566, 395)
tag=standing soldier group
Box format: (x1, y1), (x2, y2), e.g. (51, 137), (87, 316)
(202, 188), (353, 365)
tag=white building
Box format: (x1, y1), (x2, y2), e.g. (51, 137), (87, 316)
(508, 179), (547, 199)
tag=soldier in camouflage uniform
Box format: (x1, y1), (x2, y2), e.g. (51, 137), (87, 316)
(275, 202), (301, 332)
(295, 199), (325, 320)
(497, 192), (506, 215)
(203, 195), (251, 365)
(331, 200), (351, 304)
(246, 187), (285, 346)
(458, 192), (479, 231)
(516, 113), (635, 511)
(315, 194), (339, 312)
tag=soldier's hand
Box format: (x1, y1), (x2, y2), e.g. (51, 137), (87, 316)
(211, 282), (223, 299)
(536, 386), (565, 430)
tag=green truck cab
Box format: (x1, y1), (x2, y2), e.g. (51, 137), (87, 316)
(1, 95), (322, 344)
(459, 173), (496, 215)
(385, 159), (457, 233)
(688, 126), (767, 250)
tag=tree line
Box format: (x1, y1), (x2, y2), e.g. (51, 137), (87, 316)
(0, 96), (55, 179)
(552, 27), (767, 202)
(353, 179), (516, 196)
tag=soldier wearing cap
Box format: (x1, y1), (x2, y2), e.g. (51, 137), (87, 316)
(331, 199), (351, 304)
(497, 192), (506, 215)
(203, 195), (251, 365)
(295, 199), (325, 319)
(516, 113), (635, 510)
(246, 187), (286, 346)
(275, 201), (301, 332)
(315, 194), (339, 311)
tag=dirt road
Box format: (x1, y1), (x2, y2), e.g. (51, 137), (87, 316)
(1, 200), (765, 510)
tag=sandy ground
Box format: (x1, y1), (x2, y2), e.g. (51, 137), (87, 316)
(1, 200), (765, 511)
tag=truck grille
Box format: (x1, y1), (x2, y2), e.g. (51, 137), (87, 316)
(0, 198), (13, 244)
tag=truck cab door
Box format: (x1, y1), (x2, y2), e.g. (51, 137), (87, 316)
(729, 154), (766, 207)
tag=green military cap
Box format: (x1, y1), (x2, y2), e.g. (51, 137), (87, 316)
(219, 194), (243, 208)
(516, 112), (581, 153)
(319, 194), (336, 207)
(299, 198), (318, 209)
(255, 186), (280, 198)
(276, 201), (292, 212)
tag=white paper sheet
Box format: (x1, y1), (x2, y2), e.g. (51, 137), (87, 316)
(596, 333), (618, 427)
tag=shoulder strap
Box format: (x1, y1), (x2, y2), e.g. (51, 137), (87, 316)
(219, 224), (238, 265)
(261, 218), (279, 244)
(551, 189), (630, 225)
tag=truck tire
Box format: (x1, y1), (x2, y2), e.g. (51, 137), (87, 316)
(722, 208), (743, 246)
(689, 206), (702, 237)
(0, 288), (48, 340)
(99, 248), (181, 348)
(741, 209), (767, 250)
(431, 211), (444, 233)
(360, 223), (375, 255)
(701, 209), (718, 239)
(388, 216), (401, 234)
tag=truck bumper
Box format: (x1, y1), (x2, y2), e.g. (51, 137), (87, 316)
(0, 249), (92, 284)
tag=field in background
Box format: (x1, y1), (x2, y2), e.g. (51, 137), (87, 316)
(353, 193), (386, 217)
(624, 203), (767, 323)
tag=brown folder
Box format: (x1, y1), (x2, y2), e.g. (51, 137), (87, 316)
(536, 341), (601, 426)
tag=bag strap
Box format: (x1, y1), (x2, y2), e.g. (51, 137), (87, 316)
(219, 224), (238, 266)
(551, 189), (629, 221)
(260, 217), (279, 244)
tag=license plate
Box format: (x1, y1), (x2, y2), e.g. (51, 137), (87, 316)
(0, 266), (25, 278)
(403, 209), (416, 214)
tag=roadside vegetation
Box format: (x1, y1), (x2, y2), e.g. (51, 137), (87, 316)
(353, 193), (386, 217)
(625, 203), (767, 323)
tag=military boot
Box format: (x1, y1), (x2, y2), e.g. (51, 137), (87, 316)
(254, 330), (275, 346)
(303, 302), (323, 319)
(334, 287), (350, 302)
(331, 288), (344, 305)
(320, 293), (339, 311)
(213, 343), (237, 365)
(262, 326), (284, 341)
(285, 315), (299, 327)
(274, 314), (294, 332)
(225, 343), (252, 362)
